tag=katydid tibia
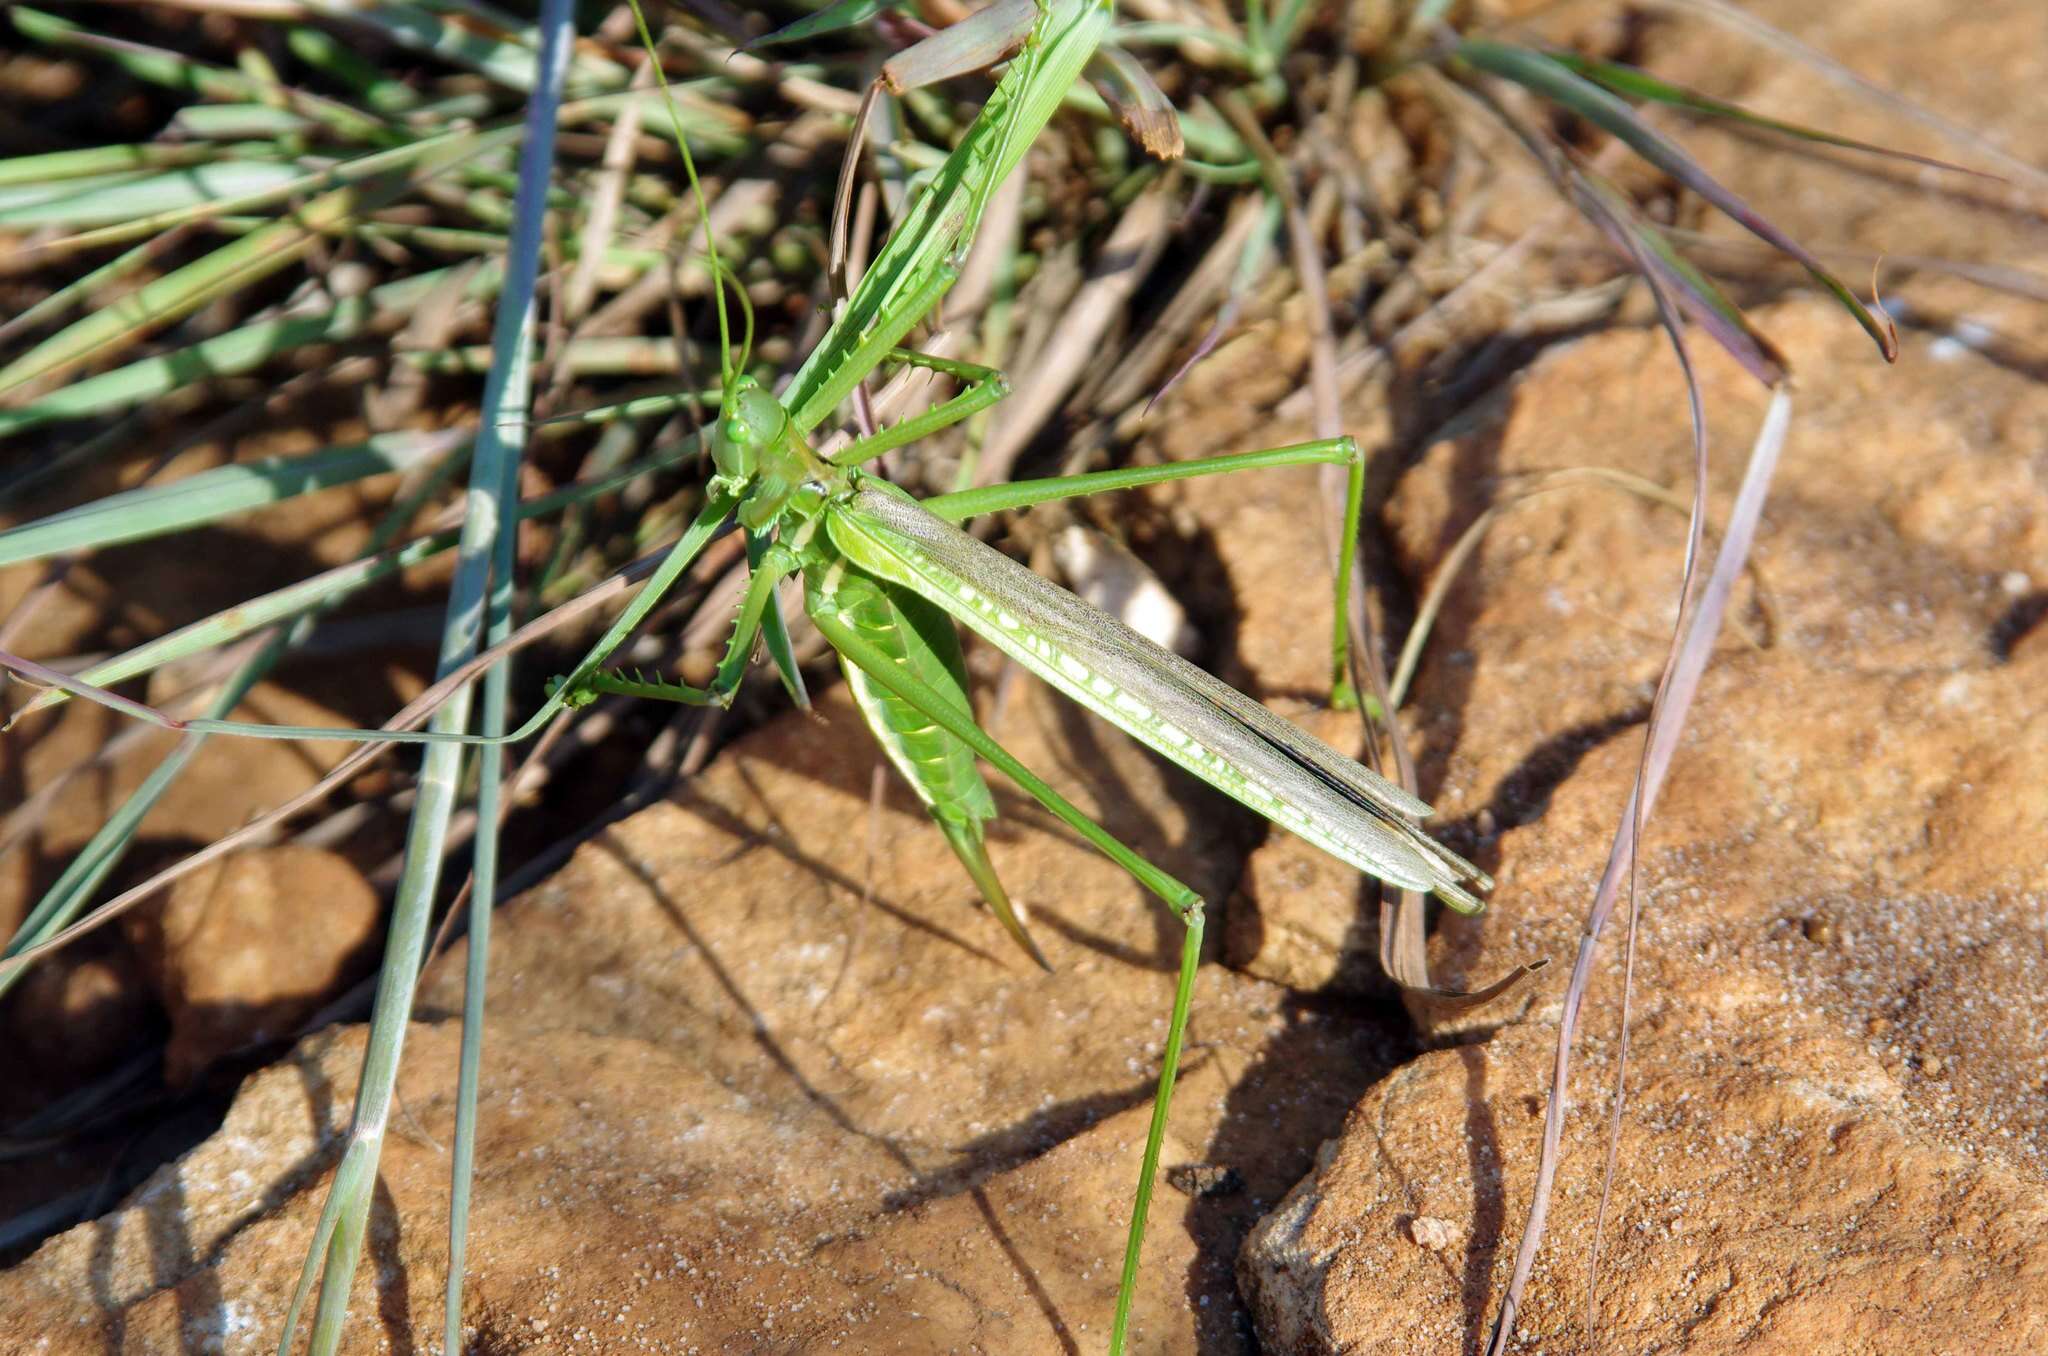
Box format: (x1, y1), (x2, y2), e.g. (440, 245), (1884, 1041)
(0, 5), (1489, 1352)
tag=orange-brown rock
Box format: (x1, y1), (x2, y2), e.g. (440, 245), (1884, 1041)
(1241, 1019), (2048, 1354)
(1240, 293), (2048, 1349)
(126, 846), (381, 1085)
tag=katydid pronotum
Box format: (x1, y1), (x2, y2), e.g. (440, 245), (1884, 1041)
(0, 3), (1491, 1351)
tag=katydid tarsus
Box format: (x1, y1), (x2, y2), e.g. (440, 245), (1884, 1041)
(0, 4), (1490, 1350)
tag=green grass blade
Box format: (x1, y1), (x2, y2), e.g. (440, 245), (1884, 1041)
(0, 430), (466, 568)
(0, 262), (504, 441)
(0, 234), (194, 351)
(1548, 51), (2000, 180)
(11, 6), (391, 143)
(0, 141), (495, 400)
(41, 124), (504, 256)
(441, 302), (525, 1356)
(280, 4), (575, 1347)
(169, 105), (315, 139)
(0, 162), (306, 229)
(1454, 39), (1898, 361)
(443, 178), (531, 1356)
(0, 172), (148, 214)
(300, 0), (626, 94)
(445, 387), (521, 1356)
(0, 142), (219, 187)
(286, 23), (423, 113)
(750, 0), (894, 47)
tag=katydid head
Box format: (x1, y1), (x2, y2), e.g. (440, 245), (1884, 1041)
(711, 376), (784, 482)
(712, 376), (818, 532)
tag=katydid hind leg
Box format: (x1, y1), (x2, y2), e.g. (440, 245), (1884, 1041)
(917, 432), (1370, 710)
(919, 436), (1361, 523)
(810, 602), (1205, 1356)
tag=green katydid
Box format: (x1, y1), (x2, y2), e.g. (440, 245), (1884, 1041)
(578, 16), (1490, 1330)
(0, 3), (1488, 1350)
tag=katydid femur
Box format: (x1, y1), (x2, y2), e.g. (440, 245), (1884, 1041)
(0, 4), (1489, 1352)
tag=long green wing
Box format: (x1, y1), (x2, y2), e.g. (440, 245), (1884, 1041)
(807, 555), (1051, 968)
(827, 484), (1489, 911)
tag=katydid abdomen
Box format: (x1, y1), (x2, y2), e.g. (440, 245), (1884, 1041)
(806, 552), (1051, 968)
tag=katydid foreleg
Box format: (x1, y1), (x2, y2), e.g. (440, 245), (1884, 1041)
(829, 0), (1043, 284)
(571, 535), (800, 708)
(19, 489), (750, 749)
(830, 346), (1012, 467)
(783, 0), (1116, 432)
(748, 528), (811, 710)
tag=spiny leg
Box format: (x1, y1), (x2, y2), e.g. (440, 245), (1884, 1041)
(790, 264), (959, 439)
(919, 435), (1367, 708)
(950, 0), (1050, 269)
(811, 606), (1203, 1356)
(148, 490), (744, 747)
(831, 347), (1011, 468)
(568, 539), (799, 708)
(828, 0), (1040, 287)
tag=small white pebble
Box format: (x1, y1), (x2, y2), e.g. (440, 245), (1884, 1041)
(1408, 1216), (1459, 1250)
